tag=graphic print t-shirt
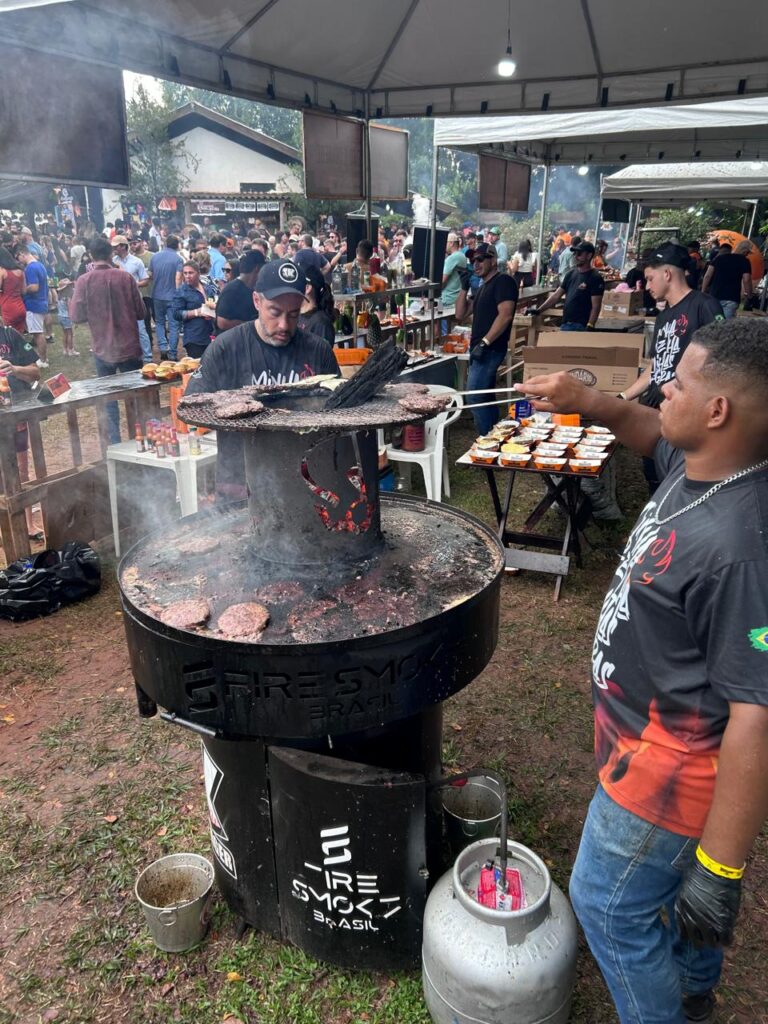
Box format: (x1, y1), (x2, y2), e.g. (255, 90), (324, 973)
(592, 440), (768, 836)
(186, 324), (339, 493)
(645, 290), (723, 406)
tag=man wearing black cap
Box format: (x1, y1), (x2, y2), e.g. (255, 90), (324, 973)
(621, 242), (723, 408)
(529, 241), (605, 331)
(186, 258), (340, 499)
(215, 250), (265, 333)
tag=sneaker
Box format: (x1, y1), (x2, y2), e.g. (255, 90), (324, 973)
(70, 350), (81, 357)
(36, 359), (49, 368)
(683, 990), (716, 1023)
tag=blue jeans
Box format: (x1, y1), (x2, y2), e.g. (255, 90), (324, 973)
(570, 786), (722, 1024)
(466, 347), (506, 434)
(560, 321), (587, 331)
(153, 297), (179, 358)
(719, 299), (738, 320)
(137, 318), (152, 362)
(93, 354), (142, 445)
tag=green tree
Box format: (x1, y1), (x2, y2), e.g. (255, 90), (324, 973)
(125, 84), (196, 213)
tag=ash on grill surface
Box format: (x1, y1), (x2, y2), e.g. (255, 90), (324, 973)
(121, 499), (502, 645)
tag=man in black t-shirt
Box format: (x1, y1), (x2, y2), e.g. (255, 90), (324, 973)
(215, 250), (265, 334)
(701, 243), (753, 319)
(523, 318), (768, 1024)
(186, 259), (339, 499)
(529, 241), (605, 330)
(462, 242), (518, 433)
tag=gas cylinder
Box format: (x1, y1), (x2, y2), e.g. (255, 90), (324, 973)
(422, 839), (578, 1024)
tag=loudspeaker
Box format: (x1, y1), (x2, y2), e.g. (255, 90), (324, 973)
(411, 226), (450, 284)
(346, 214), (379, 260)
(601, 199), (631, 223)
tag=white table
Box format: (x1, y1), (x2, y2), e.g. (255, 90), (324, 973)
(106, 437), (217, 556)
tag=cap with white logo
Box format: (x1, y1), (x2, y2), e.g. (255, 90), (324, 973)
(256, 258), (307, 298)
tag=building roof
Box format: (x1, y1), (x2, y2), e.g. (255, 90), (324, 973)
(166, 102), (300, 165)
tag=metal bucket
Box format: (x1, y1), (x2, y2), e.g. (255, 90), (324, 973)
(135, 853), (214, 952)
(441, 776), (503, 855)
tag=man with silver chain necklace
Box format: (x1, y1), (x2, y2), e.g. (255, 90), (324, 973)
(524, 318), (768, 1024)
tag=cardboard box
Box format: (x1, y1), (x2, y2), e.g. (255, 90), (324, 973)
(601, 290), (645, 317)
(524, 331), (645, 393)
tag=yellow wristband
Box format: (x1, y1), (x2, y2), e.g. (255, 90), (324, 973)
(696, 845), (745, 880)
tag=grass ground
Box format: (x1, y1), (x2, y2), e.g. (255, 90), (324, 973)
(1, 326), (766, 1023)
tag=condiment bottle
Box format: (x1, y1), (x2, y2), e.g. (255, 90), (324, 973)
(135, 420), (145, 453)
(155, 429), (166, 458)
(189, 426), (201, 456)
(0, 373), (12, 408)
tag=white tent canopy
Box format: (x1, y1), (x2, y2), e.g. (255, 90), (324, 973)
(3, 0), (768, 119)
(601, 162), (768, 204)
(433, 99), (768, 166)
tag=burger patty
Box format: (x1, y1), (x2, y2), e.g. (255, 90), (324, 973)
(175, 535), (221, 556)
(397, 393), (452, 415)
(217, 602), (270, 640)
(178, 393), (215, 407)
(213, 398), (265, 419)
(160, 598), (211, 630)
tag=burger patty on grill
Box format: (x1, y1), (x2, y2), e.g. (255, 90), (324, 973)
(397, 393), (452, 415)
(160, 598), (211, 630)
(175, 535), (221, 556)
(217, 602), (271, 640)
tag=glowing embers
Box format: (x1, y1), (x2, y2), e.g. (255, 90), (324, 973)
(300, 433), (375, 535)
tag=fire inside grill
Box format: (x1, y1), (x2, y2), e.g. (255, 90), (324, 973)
(119, 376), (504, 972)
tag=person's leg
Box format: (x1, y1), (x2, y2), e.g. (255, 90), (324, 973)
(183, 343), (207, 359)
(569, 786), (722, 1024)
(93, 354), (121, 444)
(466, 348), (506, 435)
(719, 300), (737, 320)
(143, 296), (154, 346)
(560, 322), (587, 332)
(137, 318), (153, 363)
(167, 306), (180, 360)
(154, 298), (169, 357)
(27, 312), (47, 364)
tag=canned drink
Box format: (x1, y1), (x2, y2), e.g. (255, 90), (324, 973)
(512, 399), (532, 419)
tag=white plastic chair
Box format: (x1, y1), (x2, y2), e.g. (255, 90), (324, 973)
(386, 385), (463, 502)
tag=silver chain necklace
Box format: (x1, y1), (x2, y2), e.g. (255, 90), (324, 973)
(653, 458), (768, 526)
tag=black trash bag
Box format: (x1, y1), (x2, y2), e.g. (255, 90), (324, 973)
(0, 542), (101, 622)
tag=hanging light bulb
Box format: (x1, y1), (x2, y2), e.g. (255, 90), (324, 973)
(497, 0), (516, 77)
(577, 165), (589, 176)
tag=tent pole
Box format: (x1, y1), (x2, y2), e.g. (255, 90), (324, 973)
(619, 202), (633, 270)
(741, 207), (749, 235)
(364, 94), (372, 240)
(429, 143), (439, 346)
(747, 202), (758, 239)
(593, 177), (602, 244)
(536, 162), (550, 284)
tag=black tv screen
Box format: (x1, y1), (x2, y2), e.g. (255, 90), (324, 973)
(0, 45), (129, 188)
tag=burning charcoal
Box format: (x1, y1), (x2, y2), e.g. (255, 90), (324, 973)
(212, 398), (265, 419)
(217, 602), (270, 641)
(160, 598), (211, 630)
(397, 393), (453, 416)
(175, 536), (221, 556)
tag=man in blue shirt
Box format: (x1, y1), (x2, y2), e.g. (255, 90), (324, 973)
(149, 236), (184, 359)
(18, 249), (50, 367)
(207, 234), (228, 286)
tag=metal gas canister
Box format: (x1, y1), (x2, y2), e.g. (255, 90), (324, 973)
(422, 838), (578, 1024)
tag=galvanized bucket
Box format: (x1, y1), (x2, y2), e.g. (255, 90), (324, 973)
(441, 776), (503, 855)
(135, 853), (214, 952)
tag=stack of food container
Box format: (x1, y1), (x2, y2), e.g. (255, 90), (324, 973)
(466, 417), (615, 476)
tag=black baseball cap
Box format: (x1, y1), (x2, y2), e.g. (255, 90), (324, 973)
(256, 258), (306, 298)
(240, 249), (266, 274)
(473, 242), (497, 260)
(645, 242), (690, 270)
(570, 241), (595, 255)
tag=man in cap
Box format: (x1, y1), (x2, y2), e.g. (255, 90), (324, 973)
(459, 241), (518, 433)
(529, 240), (605, 331)
(112, 234), (152, 364)
(487, 227), (508, 265)
(522, 317), (768, 1024)
(186, 258), (340, 500)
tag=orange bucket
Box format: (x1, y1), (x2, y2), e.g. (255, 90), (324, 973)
(333, 347), (373, 365)
(170, 374), (210, 435)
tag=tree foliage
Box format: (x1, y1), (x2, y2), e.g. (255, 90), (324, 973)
(125, 84), (196, 212)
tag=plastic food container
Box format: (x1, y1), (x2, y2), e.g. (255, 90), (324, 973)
(533, 456), (566, 470)
(469, 449), (499, 465)
(474, 438), (500, 451)
(585, 424), (612, 435)
(535, 444), (568, 456)
(499, 452), (532, 467)
(569, 458), (602, 474)
(579, 434), (615, 447)
(573, 447), (609, 460)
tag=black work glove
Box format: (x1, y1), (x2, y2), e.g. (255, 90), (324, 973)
(675, 856), (742, 948)
(457, 266), (470, 291)
(469, 343), (487, 364)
